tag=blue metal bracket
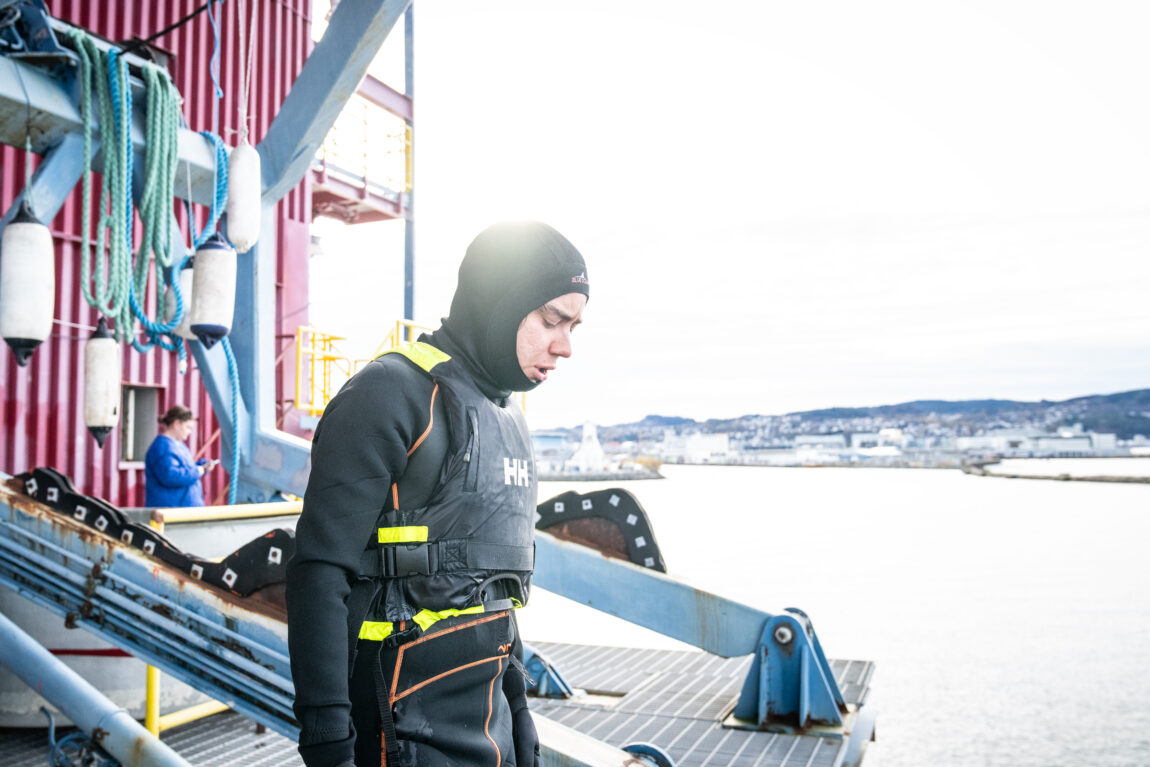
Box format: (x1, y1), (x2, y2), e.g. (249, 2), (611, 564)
(732, 607), (848, 730)
(622, 743), (677, 767)
(534, 533), (850, 732)
(522, 642), (576, 699)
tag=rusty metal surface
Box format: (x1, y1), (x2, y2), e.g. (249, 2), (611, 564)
(1, 0), (314, 504)
(548, 517), (630, 562)
(0, 479), (298, 738)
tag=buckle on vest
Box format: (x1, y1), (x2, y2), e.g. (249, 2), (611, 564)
(381, 543), (434, 577)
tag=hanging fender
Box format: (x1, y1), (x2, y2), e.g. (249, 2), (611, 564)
(164, 257), (198, 341)
(225, 141), (261, 254)
(84, 318), (120, 448)
(0, 199), (55, 366)
(189, 234), (237, 349)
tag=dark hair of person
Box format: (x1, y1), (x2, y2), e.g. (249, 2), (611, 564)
(159, 405), (195, 426)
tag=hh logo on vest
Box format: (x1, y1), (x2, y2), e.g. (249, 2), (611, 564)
(503, 457), (531, 487)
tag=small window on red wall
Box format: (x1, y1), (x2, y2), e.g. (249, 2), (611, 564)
(121, 386), (160, 463)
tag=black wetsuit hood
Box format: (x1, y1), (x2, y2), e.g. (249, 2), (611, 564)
(427, 221), (589, 394)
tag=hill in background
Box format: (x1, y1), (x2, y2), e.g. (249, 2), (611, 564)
(548, 389), (1150, 443)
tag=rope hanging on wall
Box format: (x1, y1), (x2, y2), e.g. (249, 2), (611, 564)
(69, 30), (190, 366)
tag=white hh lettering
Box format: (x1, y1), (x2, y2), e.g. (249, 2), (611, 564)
(503, 457), (531, 487)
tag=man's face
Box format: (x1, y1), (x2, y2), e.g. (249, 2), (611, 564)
(516, 292), (587, 384)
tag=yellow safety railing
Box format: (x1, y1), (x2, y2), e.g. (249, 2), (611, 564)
(295, 326), (371, 416)
(297, 320), (527, 416)
(143, 501), (304, 735)
(371, 318), (435, 359)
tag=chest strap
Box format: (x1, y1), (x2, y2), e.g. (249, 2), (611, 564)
(358, 540), (534, 578)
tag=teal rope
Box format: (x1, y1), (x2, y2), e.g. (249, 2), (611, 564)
(71, 30), (189, 366)
(130, 63), (186, 358)
(191, 132), (229, 247)
(221, 337), (241, 504)
(71, 31), (132, 337)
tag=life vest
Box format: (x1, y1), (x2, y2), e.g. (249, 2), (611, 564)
(351, 342), (537, 645)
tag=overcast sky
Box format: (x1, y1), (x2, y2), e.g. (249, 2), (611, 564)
(309, 1), (1150, 429)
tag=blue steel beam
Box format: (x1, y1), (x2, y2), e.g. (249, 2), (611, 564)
(533, 531), (772, 658)
(0, 131), (84, 234)
(0, 53), (218, 206)
(0, 611), (192, 767)
(403, 5), (414, 322)
(258, 0), (412, 204)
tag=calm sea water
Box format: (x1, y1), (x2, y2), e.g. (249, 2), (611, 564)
(521, 465), (1150, 767)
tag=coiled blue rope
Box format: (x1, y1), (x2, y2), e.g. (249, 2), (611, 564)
(192, 131), (229, 247)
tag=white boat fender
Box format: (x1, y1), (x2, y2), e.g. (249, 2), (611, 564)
(164, 256), (198, 340)
(225, 141), (261, 253)
(0, 199), (55, 366)
(189, 233), (237, 349)
(84, 318), (120, 448)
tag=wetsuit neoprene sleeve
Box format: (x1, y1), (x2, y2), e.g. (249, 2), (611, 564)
(286, 358), (435, 767)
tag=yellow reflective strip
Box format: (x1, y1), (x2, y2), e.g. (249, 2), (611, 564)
(359, 603), (521, 641)
(377, 342), (451, 373)
(358, 621), (394, 641)
(377, 526), (429, 544)
(411, 605), (486, 633)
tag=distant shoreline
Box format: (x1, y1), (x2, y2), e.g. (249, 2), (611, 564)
(961, 457), (1150, 484)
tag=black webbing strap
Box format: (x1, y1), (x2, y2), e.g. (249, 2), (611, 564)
(373, 644), (401, 767)
(357, 540), (534, 578)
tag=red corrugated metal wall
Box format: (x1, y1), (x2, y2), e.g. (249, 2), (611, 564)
(0, 0), (313, 505)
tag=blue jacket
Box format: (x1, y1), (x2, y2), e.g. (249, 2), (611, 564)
(144, 435), (205, 507)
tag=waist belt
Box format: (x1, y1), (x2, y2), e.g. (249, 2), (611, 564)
(358, 539), (534, 578)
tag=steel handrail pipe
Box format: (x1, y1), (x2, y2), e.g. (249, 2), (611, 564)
(151, 500), (303, 525)
(0, 611), (192, 767)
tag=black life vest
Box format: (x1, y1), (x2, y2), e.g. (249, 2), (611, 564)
(353, 342), (537, 642)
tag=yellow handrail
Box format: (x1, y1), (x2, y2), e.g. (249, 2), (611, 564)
(295, 326), (370, 416)
(371, 318), (435, 359)
(296, 320), (527, 417)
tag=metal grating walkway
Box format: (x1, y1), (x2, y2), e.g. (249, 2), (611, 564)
(0, 712), (303, 767)
(528, 642), (874, 767)
(1, 643), (872, 766)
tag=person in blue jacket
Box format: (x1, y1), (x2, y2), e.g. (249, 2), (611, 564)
(145, 405), (217, 507)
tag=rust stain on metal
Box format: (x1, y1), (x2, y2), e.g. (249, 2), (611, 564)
(548, 518), (629, 562)
(92, 727), (108, 743)
(133, 732), (151, 765)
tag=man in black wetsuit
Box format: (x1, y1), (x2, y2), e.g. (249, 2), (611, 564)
(287, 221), (589, 767)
